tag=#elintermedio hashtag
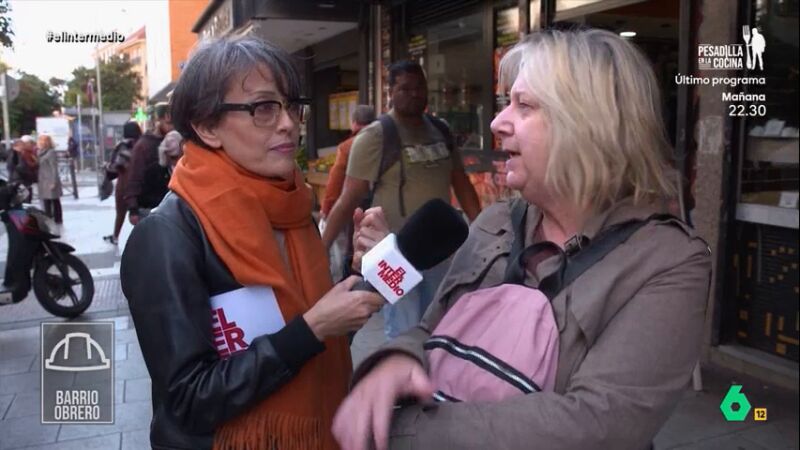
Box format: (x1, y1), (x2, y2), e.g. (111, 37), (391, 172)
(46, 31), (125, 44)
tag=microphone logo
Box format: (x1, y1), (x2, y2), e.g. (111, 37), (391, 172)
(361, 233), (422, 304)
(377, 260), (406, 296)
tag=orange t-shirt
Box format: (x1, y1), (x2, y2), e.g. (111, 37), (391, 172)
(321, 134), (356, 216)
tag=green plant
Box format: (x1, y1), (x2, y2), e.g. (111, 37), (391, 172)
(295, 146), (308, 171)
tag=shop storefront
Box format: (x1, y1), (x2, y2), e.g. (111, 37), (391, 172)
(368, 0), (798, 386)
(371, 0), (683, 207)
(193, 1), (797, 382)
(722, 0), (798, 363)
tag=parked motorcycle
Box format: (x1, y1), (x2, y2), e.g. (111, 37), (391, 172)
(0, 179), (94, 317)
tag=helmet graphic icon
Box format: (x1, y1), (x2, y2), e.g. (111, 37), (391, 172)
(45, 332), (111, 372)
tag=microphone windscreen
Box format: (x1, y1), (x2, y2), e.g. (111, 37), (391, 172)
(396, 199), (469, 271)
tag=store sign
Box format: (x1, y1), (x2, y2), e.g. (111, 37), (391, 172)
(329, 91), (358, 131)
(408, 35), (427, 61)
(495, 8), (519, 48)
(201, 0), (233, 39)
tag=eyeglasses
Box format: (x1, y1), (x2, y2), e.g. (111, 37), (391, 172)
(218, 98), (311, 128)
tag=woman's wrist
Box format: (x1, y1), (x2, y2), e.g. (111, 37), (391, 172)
(302, 309), (326, 341)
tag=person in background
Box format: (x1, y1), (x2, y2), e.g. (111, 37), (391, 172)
(103, 121), (142, 245)
(333, 29), (712, 450)
(157, 130), (184, 175)
(7, 136), (38, 203)
(36, 134), (63, 225)
(125, 102), (173, 225)
(320, 104), (376, 281)
(120, 35), (384, 450)
(321, 105), (376, 219)
(66, 136), (79, 199)
(322, 60), (482, 340)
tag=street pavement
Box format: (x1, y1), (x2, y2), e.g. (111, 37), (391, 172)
(0, 170), (797, 449)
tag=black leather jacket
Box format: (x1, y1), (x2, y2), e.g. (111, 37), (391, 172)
(120, 192), (325, 450)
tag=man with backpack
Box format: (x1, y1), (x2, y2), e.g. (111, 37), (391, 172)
(125, 103), (173, 225)
(321, 60), (481, 339)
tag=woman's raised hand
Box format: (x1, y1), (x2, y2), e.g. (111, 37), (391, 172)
(332, 353), (433, 450)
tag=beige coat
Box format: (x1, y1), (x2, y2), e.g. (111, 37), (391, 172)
(352, 198), (712, 450)
(37, 147), (63, 200)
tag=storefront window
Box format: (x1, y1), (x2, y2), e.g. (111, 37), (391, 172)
(529, 0), (541, 30)
(558, 0), (607, 11)
(739, 0), (799, 213)
(556, 0), (646, 20)
(410, 11), (485, 153)
(729, 0), (799, 362)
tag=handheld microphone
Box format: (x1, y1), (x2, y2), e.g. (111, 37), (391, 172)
(353, 199), (469, 304)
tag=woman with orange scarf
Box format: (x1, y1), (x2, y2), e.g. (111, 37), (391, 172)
(120, 35), (384, 450)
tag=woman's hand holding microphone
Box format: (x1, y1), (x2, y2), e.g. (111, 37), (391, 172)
(303, 276), (384, 341)
(303, 206), (391, 342)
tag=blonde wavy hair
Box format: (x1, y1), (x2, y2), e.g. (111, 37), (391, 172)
(498, 28), (677, 210)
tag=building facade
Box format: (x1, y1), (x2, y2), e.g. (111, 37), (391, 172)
(147, 0), (208, 103)
(95, 27), (148, 109)
(192, 0), (799, 388)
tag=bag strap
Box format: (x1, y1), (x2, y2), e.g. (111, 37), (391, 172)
(536, 219), (645, 299)
(503, 199), (677, 300)
(502, 198), (530, 284)
(425, 113), (455, 152)
(363, 114), (403, 213)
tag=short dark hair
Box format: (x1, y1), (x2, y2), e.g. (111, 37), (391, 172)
(351, 105), (376, 125)
(123, 121), (142, 140)
(153, 103), (170, 120)
(170, 35), (302, 148)
(388, 60), (426, 88)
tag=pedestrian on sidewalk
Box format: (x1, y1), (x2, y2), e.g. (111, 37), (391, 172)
(103, 121), (141, 245)
(6, 136), (37, 203)
(67, 136), (79, 199)
(36, 134), (63, 224)
(319, 104), (375, 282)
(124, 103), (172, 225)
(333, 28), (712, 450)
(120, 35), (384, 450)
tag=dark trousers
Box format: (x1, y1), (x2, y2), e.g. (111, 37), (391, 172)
(112, 170), (129, 239)
(42, 199), (63, 224)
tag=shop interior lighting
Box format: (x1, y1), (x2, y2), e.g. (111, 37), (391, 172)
(619, 31), (637, 38)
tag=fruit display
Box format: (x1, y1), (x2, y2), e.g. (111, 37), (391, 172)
(308, 153), (337, 173)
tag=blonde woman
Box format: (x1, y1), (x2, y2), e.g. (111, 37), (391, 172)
(37, 134), (63, 224)
(333, 29), (712, 450)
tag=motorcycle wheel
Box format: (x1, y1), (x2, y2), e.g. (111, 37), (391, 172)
(33, 254), (94, 318)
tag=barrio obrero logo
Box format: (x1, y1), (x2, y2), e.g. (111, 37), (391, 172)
(41, 322), (114, 424)
(698, 25), (766, 71)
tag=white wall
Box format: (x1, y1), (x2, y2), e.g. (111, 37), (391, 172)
(145, 0), (172, 100)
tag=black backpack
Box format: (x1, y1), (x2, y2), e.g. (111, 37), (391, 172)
(139, 162), (170, 209)
(365, 113), (455, 217)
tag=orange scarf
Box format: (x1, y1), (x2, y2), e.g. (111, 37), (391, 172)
(170, 142), (351, 450)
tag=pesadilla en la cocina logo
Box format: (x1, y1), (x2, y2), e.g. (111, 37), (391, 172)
(377, 260), (407, 296)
